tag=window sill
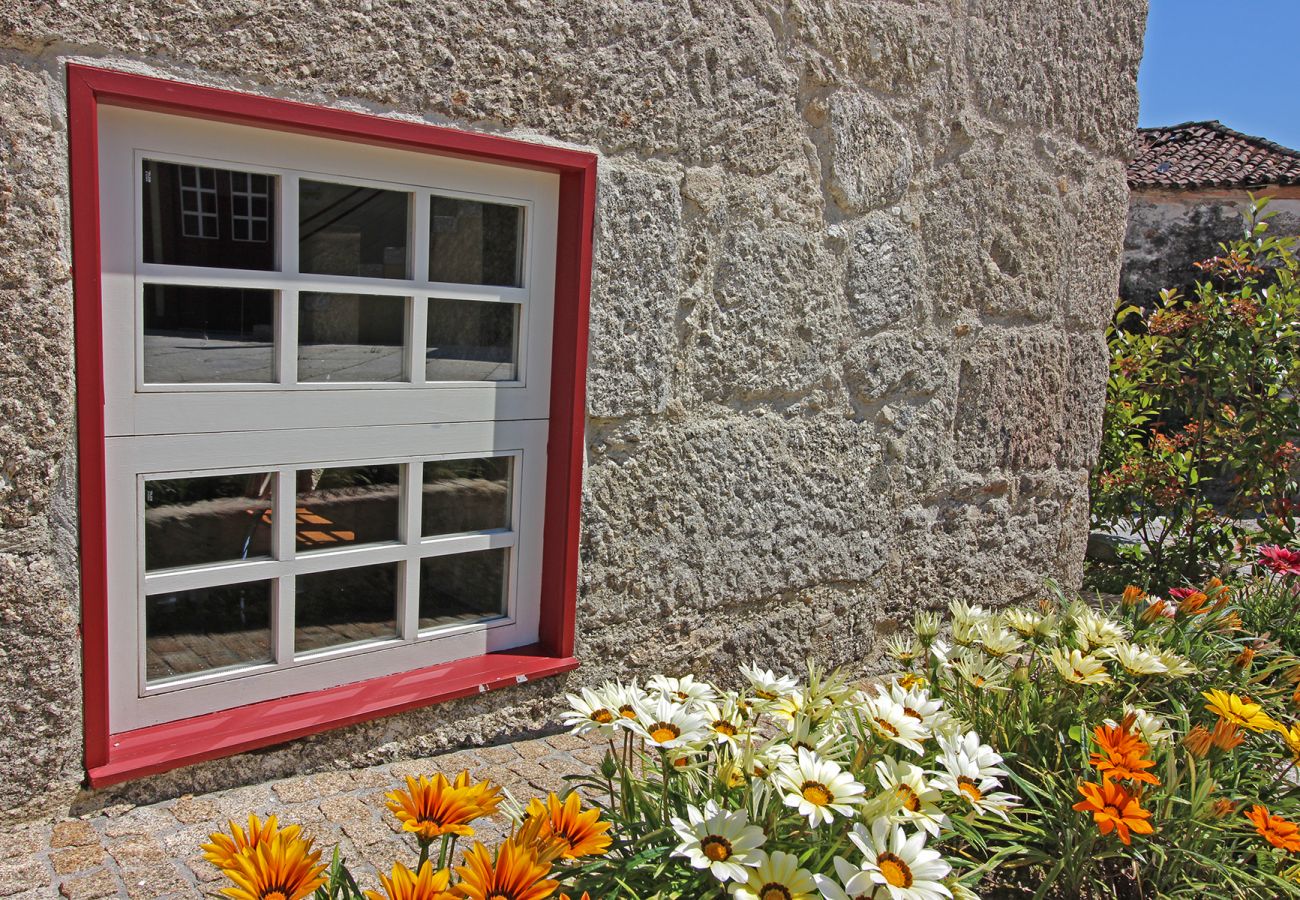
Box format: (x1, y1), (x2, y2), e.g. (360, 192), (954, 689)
(87, 646), (578, 787)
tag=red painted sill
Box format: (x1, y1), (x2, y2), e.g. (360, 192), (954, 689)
(88, 648), (578, 787)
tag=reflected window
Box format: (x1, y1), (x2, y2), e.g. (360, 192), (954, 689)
(298, 293), (406, 383)
(142, 284), (275, 384)
(143, 160), (277, 270)
(299, 179), (409, 279)
(144, 473), (275, 570)
(146, 580), (273, 682)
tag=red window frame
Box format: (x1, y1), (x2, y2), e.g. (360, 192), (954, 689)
(67, 64), (595, 787)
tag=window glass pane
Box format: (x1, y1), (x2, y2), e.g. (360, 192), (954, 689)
(419, 549), (508, 631)
(295, 465), (401, 552)
(298, 293), (406, 383)
(142, 160), (277, 270)
(296, 563), (399, 653)
(299, 179), (409, 279)
(426, 299), (517, 382)
(143, 284), (275, 384)
(145, 580), (273, 682)
(429, 196), (523, 287)
(422, 457), (512, 536)
(145, 473), (275, 570)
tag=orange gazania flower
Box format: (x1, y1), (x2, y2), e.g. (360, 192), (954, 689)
(385, 773), (502, 842)
(364, 860), (455, 900)
(1089, 722), (1160, 785)
(522, 793), (613, 860)
(202, 814), (301, 870)
(1072, 780), (1154, 846)
(1121, 585), (1146, 607)
(454, 839), (558, 900)
(1210, 719), (1245, 752)
(1246, 804), (1300, 852)
(217, 831), (329, 900)
(1184, 724), (1213, 758)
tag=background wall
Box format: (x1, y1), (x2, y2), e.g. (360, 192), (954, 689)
(0, 0), (1146, 823)
(1123, 187), (1300, 307)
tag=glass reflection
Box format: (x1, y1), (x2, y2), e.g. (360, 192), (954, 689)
(144, 473), (274, 570)
(426, 298), (517, 382)
(299, 179), (409, 279)
(419, 548), (508, 631)
(421, 457), (512, 536)
(298, 293), (406, 383)
(295, 563), (399, 653)
(145, 580), (273, 682)
(142, 284), (275, 384)
(429, 195), (523, 287)
(295, 465), (401, 552)
(142, 160), (276, 270)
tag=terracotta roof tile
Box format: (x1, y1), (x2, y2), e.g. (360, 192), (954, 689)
(1128, 120), (1300, 189)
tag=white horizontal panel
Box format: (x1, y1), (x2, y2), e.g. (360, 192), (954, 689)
(135, 265), (531, 304)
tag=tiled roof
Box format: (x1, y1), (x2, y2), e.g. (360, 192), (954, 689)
(1128, 120), (1300, 189)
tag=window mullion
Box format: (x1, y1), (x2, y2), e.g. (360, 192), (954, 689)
(275, 467), (296, 664)
(400, 460), (420, 640)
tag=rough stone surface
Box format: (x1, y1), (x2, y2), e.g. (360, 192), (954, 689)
(0, 0), (1146, 821)
(1122, 189), (1300, 308)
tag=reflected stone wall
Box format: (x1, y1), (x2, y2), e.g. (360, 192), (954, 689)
(0, 0), (1146, 821)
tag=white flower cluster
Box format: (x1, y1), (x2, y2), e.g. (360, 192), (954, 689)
(561, 665), (1018, 900)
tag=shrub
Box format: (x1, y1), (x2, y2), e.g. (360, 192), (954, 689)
(1091, 199), (1300, 591)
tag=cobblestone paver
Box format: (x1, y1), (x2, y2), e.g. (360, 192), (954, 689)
(0, 731), (604, 898)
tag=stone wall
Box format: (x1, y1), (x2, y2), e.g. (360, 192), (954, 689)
(1122, 187), (1300, 308)
(0, 0), (1146, 822)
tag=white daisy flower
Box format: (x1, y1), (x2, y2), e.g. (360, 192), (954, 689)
(975, 624), (1022, 659)
(874, 755), (948, 836)
(913, 611), (941, 640)
(858, 689), (930, 754)
(559, 687), (621, 736)
(951, 617), (982, 647)
(1155, 647), (1197, 677)
(731, 850), (819, 900)
(627, 696), (710, 749)
(1001, 607), (1042, 638)
(846, 819), (953, 900)
(1048, 647), (1111, 685)
(951, 651), (1010, 693)
(739, 663), (800, 702)
(887, 680), (944, 730)
(773, 748), (866, 827)
(1102, 641), (1169, 677)
(1073, 609), (1127, 651)
(670, 801), (766, 884)
(937, 731), (1006, 778)
(1106, 705), (1175, 746)
(597, 679), (648, 726)
(932, 751), (1018, 821)
(700, 700), (748, 747)
(648, 673), (718, 706)
(948, 599), (990, 625)
(887, 634), (920, 664)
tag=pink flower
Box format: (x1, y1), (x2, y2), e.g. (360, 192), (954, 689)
(1259, 545), (1300, 577)
(1168, 587), (1197, 601)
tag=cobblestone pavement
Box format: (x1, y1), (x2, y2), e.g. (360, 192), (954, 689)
(0, 731), (604, 899)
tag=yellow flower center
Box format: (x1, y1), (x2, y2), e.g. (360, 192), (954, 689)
(878, 852), (914, 888)
(800, 780), (833, 806)
(957, 776), (983, 803)
(874, 717), (900, 737)
(1072, 668), (1086, 680)
(619, 705), (638, 719)
(262, 893), (290, 900)
(760, 884), (792, 900)
(676, 691), (690, 701)
(903, 706), (923, 721)
(973, 675), (987, 686)
(591, 708), (615, 724)
(895, 783), (921, 811)
(712, 720), (738, 736)
(649, 722), (681, 743)
(701, 835), (732, 861)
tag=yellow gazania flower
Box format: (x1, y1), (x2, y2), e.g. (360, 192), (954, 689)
(384, 773), (503, 842)
(202, 814), (301, 870)
(364, 861), (455, 900)
(522, 792), (613, 860)
(218, 832), (328, 900)
(1279, 722), (1300, 762)
(1203, 690), (1280, 733)
(454, 839), (558, 900)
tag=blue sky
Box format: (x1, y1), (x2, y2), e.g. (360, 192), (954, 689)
(1138, 0), (1300, 149)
